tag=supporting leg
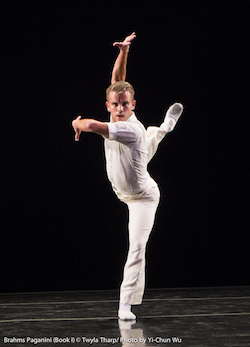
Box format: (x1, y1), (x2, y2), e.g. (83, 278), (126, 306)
(119, 181), (160, 320)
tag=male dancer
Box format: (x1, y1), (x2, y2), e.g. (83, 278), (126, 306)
(72, 33), (183, 320)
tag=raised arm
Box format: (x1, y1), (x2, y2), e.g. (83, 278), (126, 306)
(111, 32), (136, 84)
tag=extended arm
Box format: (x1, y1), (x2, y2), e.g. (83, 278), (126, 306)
(72, 116), (109, 141)
(111, 32), (136, 84)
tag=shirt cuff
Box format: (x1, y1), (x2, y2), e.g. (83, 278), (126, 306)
(106, 123), (117, 140)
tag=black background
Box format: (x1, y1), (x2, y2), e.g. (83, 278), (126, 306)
(1, 0), (249, 293)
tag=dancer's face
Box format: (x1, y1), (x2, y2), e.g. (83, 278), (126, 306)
(106, 91), (136, 123)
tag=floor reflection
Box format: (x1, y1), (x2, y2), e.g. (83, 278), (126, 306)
(0, 287), (249, 346)
(119, 319), (148, 346)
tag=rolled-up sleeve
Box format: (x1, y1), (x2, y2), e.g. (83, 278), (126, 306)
(106, 122), (140, 144)
(106, 122), (118, 140)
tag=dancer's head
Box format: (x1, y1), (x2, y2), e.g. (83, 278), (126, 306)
(106, 81), (135, 101)
(106, 81), (136, 123)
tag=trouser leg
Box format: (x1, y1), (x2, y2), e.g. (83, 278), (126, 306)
(120, 181), (160, 305)
(146, 126), (166, 163)
(146, 103), (183, 163)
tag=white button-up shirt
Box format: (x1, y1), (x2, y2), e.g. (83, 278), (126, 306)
(104, 113), (150, 195)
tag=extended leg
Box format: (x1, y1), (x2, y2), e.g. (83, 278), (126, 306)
(146, 103), (184, 162)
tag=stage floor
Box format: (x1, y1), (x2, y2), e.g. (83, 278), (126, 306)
(1, 286), (250, 346)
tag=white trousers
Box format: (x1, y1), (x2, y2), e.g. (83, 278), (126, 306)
(119, 178), (160, 305)
(118, 125), (167, 305)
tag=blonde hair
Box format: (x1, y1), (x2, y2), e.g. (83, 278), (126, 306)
(106, 81), (135, 101)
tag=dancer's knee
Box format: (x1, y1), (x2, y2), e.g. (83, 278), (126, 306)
(129, 241), (146, 253)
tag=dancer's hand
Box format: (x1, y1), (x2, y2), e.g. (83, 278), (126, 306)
(113, 32), (136, 52)
(72, 115), (82, 141)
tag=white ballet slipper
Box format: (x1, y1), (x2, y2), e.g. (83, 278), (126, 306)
(118, 310), (136, 320)
(160, 102), (184, 132)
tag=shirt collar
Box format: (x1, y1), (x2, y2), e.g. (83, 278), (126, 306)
(127, 112), (137, 122)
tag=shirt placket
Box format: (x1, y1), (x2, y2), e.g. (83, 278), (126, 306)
(108, 141), (114, 183)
